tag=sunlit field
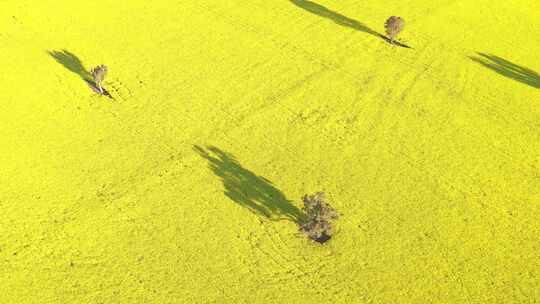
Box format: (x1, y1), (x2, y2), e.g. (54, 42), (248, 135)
(1, 1), (539, 303)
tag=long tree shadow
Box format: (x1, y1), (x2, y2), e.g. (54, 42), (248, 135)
(469, 53), (540, 89)
(194, 145), (304, 223)
(290, 0), (411, 48)
(48, 49), (92, 80)
(47, 49), (112, 98)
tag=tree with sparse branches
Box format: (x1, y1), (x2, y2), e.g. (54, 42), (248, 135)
(384, 16), (404, 44)
(91, 65), (108, 94)
(299, 192), (338, 243)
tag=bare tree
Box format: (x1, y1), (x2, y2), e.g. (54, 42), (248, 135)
(91, 65), (108, 94)
(384, 16), (404, 44)
(300, 192), (338, 243)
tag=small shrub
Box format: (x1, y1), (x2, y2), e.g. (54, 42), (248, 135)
(91, 65), (108, 94)
(384, 16), (404, 44)
(300, 192), (338, 243)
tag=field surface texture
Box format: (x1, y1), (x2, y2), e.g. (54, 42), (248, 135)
(1, 0), (539, 303)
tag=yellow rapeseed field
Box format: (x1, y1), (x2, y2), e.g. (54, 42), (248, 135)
(1, 0), (539, 303)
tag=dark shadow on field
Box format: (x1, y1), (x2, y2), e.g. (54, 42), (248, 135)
(48, 49), (113, 98)
(290, 0), (412, 48)
(194, 145), (304, 223)
(48, 49), (92, 80)
(469, 53), (540, 89)
(380, 35), (412, 49)
(85, 79), (113, 99)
